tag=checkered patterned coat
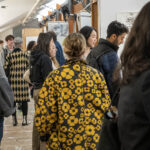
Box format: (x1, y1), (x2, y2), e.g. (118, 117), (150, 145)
(4, 48), (30, 103)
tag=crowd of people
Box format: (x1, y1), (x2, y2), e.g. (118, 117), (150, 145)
(0, 1), (150, 150)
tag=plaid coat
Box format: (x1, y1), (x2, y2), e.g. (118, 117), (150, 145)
(4, 48), (29, 103)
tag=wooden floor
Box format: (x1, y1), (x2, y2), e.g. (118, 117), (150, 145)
(1, 98), (34, 150)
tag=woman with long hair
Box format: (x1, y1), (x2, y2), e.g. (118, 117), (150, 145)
(118, 2), (150, 150)
(30, 32), (55, 150)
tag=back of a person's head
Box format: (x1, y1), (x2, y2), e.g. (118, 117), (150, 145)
(80, 26), (96, 43)
(35, 32), (53, 56)
(27, 41), (36, 51)
(47, 31), (57, 41)
(107, 21), (128, 38)
(120, 2), (150, 84)
(14, 37), (23, 48)
(5, 35), (14, 42)
(64, 33), (86, 58)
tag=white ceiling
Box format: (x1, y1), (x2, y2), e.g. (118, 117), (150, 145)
(0, 0), (37, 32)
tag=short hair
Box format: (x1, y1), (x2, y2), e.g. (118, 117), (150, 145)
(5, 35), (14, 41)
(27, 41), (36, 51)
(107, 21), (129, 38)
(47, 31), (57, 41)
(0, 40), (4, 44)
(80, 26), (97, 46)
(64, 33), (86, 58)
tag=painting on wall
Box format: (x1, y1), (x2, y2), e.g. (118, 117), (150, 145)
(117, 12), (138, 29)
(48, 21), (69, 45)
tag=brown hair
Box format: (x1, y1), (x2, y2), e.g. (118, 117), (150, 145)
(64, 33), (86, 58)
(120, 2), (150, 84)
(5, 35), (14, 41)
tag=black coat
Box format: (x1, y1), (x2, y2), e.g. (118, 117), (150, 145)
(118, 69), (150, 150)
(30, 50), (53, 89)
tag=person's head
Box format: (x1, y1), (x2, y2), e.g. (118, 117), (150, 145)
(35, 33), (55, 57)
(106, 21), (128, 46)
(120, 2), (150, 84)
(80, 26), (97, 48)
(27, 41), (36, 51)
(47, 31), (57, 41)
(5, 35), (14, 47)
(64, 33), (86, 59)
(14, 37), (23, 49)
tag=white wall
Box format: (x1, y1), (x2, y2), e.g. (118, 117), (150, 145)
(99, 0), (150, 56)
(0, 29), (13, 46)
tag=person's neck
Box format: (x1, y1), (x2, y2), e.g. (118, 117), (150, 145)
(83, 47), (91, 59)
(106, 38), (113, 44)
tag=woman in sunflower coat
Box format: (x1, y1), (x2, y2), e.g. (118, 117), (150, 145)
(35, 33), (111, 150)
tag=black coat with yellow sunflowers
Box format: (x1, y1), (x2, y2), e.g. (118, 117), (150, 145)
(35, 59), (111, 150)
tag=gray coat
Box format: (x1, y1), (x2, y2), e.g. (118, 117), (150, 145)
(0, 59), (15, 117)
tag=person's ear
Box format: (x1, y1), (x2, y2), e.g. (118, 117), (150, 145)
(111, 34), (117, 40)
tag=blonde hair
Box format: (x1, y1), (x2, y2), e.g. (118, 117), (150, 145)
(64, 33), (86, 58)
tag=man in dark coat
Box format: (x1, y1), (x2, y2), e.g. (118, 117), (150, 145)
(87, 21), (128, 106)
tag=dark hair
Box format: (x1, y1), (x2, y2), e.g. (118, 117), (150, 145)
(27, 41), (36, 51)
(47, 31), (57, 41)
(107, 21), (128, 38)
(0, 40), (4, 44)
(80, 26), (97, 46)
(120, 2), (150, 84)
(34, 33), (53, 56)
(5, 35), (14, 41)
(64, 33), (86, 58)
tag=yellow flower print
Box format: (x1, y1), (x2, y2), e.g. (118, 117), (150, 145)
(67, 139), (73, 146)
(41, 116), (46, 123)
(84, 117), (91, 125)
(73, 64), (80, 71)
(87, 80), (94, 87)
(50, 142), (58, 149)
(94, 84), (98, 89)
(84, 87), (90, 93)
(75, 87), (82, 95)
(97, 119), (103, 125)
(53, 69), (59, 74)
(85, 93), (94, 101)
(94, 110), (103, 119)
(84, 109), (91, 116)
(96, 90), (102, 97)
(35, 117), (41, 127)
(85, 74), (90, 80)
(62, 88), (72, 99)
(47, 98), (55, 107)
(51, 106), (57, 112)
(68, 99), (74, 104)
(68, 133), (73, 138)
(64, 113), (69, 119)
(96, 125), (101, 131)
(50, 132), (58, 142)
(68, 127), (75, 133)
(41, 105), (47, 114)
(77, 125), (84, 133)
(39, 87), (48, 98)
(69, 84), (75, 90)
(90, 143), (96, 149)
(80, 113), (84, 118)
(87, 137), (92, 142)
(85, 142), (90, 148)
(41, 124), (46, 132)
(93, 73), (101, 83)
(62, 103), (70, 112)
(85, 125), (95, 135)
(91, 107), (96, 113)
(93, 98), (101, 106)
(61, 68), (74, 79)
(87, 103), (93, 108)
(69, 79), (74, 84)
(67, 116), (78, 126)
(73, 102), (78, 107)
(75, 79), (82, 86)
(58, 97), (63, 104)
(73, 134), (83, 144)
(60, 126), (67, 132)
(38, 99), (44, 106)
(92, 118), (97, 125)
(69, 107), (78, 115)
(92, 89), (96, 93)
(61, 81), (67, 87)
(71, 94), (77, 100)
(79, 118), (84, 124)
(35, 106), (41, 115)
(49, 113), (57, 124)
(66, 147), (71, 150)
(93, 133), (100, 143)
(78, 95), (85, 106)
(48, 87), (54, 93)
(58, 133), (66, 142)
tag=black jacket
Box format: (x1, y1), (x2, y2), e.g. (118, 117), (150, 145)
(118, 70), (150, 150)
(87, 38), (119, 106)
(30, 50), (53, 89)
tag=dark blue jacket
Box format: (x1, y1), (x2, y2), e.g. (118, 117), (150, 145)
(55, 41), (65, 66)
(87, 38), (119, 105)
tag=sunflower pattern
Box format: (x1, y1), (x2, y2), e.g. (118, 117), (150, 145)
(35, 59), (111, 150)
